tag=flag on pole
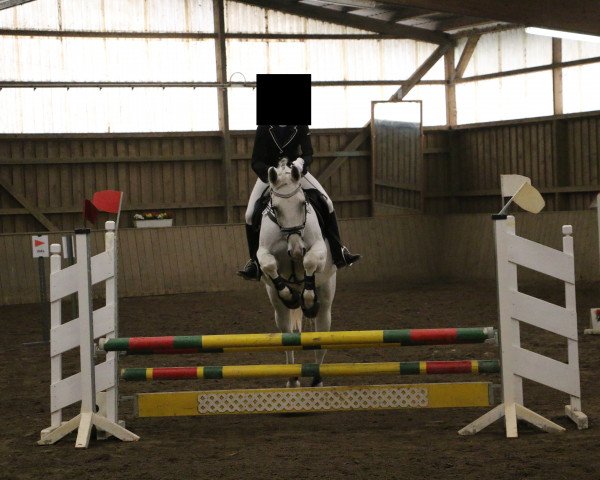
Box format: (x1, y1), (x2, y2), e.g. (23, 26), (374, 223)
(83, 190), (124, 228)
(92, 190), (123, 213)
(500, 174), (531, 198)
(83, 199), (99, 224)
(498, 174), (545, 215)
(512, 183), (545, 214)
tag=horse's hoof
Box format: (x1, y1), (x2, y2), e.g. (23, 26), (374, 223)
(286, 378), (301, 388)
(301, 293), (320, 318)
(279, 288), (301, 309)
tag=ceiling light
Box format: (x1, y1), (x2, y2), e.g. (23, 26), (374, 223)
(525, 27), (600, 44)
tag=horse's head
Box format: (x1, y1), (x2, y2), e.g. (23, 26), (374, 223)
(267, 162), (307, 261)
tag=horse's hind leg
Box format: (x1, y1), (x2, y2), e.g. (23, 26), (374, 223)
(311, 276), (336, 387)
(267, 287), (301, 388)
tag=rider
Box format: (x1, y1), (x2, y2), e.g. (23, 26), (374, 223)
(238, 124), (361, 280)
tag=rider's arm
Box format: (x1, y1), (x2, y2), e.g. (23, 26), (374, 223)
(297, 125), (313, 175)
(251, 126), (271, 183)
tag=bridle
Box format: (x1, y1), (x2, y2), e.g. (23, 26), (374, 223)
(267, 184), (308, 239)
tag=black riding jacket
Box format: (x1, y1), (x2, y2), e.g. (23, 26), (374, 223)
(251, 125), (314, 183)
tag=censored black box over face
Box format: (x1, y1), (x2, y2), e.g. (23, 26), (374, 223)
(256, 74), (311, 125)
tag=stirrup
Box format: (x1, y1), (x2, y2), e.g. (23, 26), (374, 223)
(237, 259), (261, 281)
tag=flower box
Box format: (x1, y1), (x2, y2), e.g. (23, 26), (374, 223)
(134, 219), (173, 228)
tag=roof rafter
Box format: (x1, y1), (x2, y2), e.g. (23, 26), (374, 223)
(236, 0), (451, 44)
(0, 0), (36, 10)
(373, 0), (600, 36)
(454, 33), (480, 79)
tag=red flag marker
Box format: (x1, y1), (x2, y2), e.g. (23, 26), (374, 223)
(83, 199), (99, 224)
(92, 190), (122, 214)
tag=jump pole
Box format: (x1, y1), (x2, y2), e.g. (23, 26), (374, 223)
(100, 327), (496, 354)
(121, 360), (500, 381)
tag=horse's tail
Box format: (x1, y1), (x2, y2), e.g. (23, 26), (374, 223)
(290, 307), (303, 333)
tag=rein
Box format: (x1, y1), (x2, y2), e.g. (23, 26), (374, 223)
(267, 184), (308, 238)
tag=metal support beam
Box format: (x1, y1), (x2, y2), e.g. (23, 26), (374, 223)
(236, 0), (451, 44)
(0, 79), (446, 89)
(213, 0), (233, 223)
(0, 28), (444, 40)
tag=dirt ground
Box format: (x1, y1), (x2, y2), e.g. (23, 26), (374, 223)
(1, 279), (599, 480)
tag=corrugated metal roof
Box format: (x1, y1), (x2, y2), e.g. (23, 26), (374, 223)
(461, 29), (551, 77)
(456, 71), (553, 124)
(225, 0), (370, 35)
(563, 63), (600, 114)
(562, 38), (600, 62)
(0, 0), (215, 32)
(0, 87), (219, 133)
(0, 36), (217, 81)
(0, 0), (59, 28)
(226, 38), (444, 81)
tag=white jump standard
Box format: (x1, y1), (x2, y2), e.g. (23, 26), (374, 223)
(38, 223), (138, 448)
(585, 192), (600, 334)
(459, 215), (587, 437)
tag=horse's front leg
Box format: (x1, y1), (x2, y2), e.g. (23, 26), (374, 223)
(310, 275), (336, 387)
(300, 239), (326, 318)
(265, 287), (301, 388)
(257, 247), (300, 309)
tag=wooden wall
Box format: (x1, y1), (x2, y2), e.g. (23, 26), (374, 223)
(3, 110), (600, 234)
(424, 111), (600, 214)
(0, 128), (371, 234)
(3, 210), (597, 307)
(0, 215), (441, 306)
(438, 210), (598, 283)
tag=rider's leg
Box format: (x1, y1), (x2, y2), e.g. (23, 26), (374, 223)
(238, 178), (269, 280)
(301, 173), (361, 268)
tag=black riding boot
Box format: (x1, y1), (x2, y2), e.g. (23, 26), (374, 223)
(237, 224), (261, 281)
(324, 211), (361, 268)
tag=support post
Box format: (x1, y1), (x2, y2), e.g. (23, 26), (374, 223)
(552, 38), (563, 116)
(445, 47), (457, 127)
(213, 0), (233, 223)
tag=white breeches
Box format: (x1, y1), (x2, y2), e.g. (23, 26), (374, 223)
(244, 172), (334, 225)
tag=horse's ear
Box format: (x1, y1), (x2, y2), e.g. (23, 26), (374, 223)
(268, 167), (278, 185)
(291, 165), (300, 182)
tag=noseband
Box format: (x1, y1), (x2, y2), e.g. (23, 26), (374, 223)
(267, 184), (308, 239)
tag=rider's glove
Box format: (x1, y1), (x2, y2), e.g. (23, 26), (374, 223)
(292, 157), (304, 172)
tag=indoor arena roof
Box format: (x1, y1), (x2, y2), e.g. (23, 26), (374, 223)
(239, 0), (600, 42)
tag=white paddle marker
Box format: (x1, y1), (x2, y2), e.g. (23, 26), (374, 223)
(498, 174), (545, 215)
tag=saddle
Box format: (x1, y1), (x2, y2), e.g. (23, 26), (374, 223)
(250, 188), (328, 234)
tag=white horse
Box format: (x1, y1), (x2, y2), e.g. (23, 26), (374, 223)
(256, 160), (337, 388)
